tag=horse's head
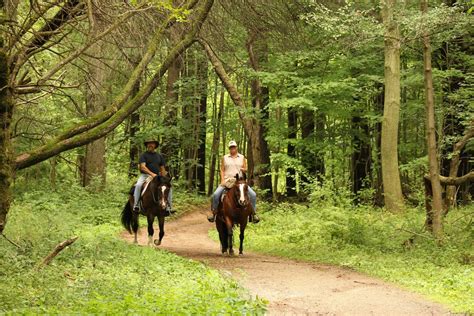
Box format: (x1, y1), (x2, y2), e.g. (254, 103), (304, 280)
(153, 176), (172, 210)
(233, 173), (249, 207)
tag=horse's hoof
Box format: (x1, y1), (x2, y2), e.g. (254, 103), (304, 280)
(239, 252), (243, 256)
(154, 239), (161, 246)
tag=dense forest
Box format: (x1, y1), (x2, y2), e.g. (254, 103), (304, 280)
(1, 0), (473, 314)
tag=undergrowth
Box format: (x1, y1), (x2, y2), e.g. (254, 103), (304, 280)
(0, 177), (265, 315)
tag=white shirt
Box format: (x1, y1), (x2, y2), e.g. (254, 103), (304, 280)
(223, 154), (245, 181)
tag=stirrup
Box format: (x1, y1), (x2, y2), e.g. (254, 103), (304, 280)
(166, 206), (175, 215)
(250, 214), (260, 224)
(207, 213), (216, 223)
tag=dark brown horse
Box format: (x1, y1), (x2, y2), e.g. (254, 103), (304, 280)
(121, 176), (171, 246)
(216, 174), (253, 255)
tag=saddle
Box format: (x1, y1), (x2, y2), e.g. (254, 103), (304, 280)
(129, 176), (153, 195)
(129, 176), (154, 211)
(220, 188), (229, 203)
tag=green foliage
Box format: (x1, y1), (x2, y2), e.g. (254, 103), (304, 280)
(0, 181), (266, 314)
(219, 200), (474, 313)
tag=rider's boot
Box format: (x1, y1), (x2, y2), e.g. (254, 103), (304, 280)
(250, 209), (260, 224)
(207, 209), (216, 223)
(165, 205), (176, 216)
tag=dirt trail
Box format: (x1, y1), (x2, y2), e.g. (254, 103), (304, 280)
(121, 208), (449, 315)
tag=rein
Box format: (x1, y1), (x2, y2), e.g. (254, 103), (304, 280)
(232, 182), (248, 208)
(149, 179), (169, 205)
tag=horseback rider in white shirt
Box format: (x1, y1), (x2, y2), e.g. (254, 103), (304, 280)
(207, 140), (259, 223)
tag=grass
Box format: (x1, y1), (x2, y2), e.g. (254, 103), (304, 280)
(225, 199), (474, 313)
(0, 177), (266, 315)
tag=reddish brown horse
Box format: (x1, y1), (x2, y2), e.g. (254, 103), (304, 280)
(216, 174), (253, 255)
(121, 176), (171, 246)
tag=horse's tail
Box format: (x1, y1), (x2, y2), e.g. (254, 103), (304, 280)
(121, 201), (134, 234)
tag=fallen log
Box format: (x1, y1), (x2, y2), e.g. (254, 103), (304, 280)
(36, 236), (78, 269)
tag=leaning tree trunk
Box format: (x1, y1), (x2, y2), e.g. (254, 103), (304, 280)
(381, 0), (405, 212)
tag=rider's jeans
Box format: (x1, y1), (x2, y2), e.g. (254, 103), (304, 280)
(212, 185), (256, 212)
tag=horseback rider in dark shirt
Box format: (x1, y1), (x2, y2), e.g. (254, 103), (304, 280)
(133, 139), (173, 214)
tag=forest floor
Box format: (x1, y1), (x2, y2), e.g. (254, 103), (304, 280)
(121, 206), (450, 315)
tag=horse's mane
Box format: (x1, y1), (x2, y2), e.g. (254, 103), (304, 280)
(155, 175), (172, 185)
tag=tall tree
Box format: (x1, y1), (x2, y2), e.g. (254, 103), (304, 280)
(208, 84), (224, 195)
(380, 0), (405, 212)
(0, 0), (14, 233)
(196, 48), (208, 194)
(128, 78), (140, 179)
(162, 25), (183, 177)
(286, 108), (297, 196)
(351, 115), (372, 199)
(246, 31), (273, 195)
(421, 0), (443, 238)
(82, 6), (109, 187)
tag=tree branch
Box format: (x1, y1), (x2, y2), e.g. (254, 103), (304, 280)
(198, 37), (254, 135)
(10, 0), (85, 83)
(36, 236), (78, 269)
(439, 172), (474, 186)
(14, 0), (215, 170)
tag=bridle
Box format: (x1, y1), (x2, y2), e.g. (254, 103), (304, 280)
(233, 180), (249, 208)
(151, 178), (170, 210)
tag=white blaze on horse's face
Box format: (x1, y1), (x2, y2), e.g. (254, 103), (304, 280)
(239, 183), (246, 205)
(160, 185), (167, 209)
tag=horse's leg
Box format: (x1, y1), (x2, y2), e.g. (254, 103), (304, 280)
(154, 215), (165, 246)
(239, 222), (247, 255)
(217, 220), (227, 254)
(132, 209), (139, 244)
(147, 215), (154, 246)
(225, 217), (234, 255)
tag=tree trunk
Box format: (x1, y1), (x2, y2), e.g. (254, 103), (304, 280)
(247, 33), (272, 196)
(286, 108), (297, 196)
(300, 109), (315, 187)
(162, 26), (183, 177)
(181, 49), (198, 188)
(0, 26), (14, 234)
(381, 0), (405, 212)
(82, 14), (108, 188)
(196, 48), (208, 194)
(208, 86), (224, 195)
(128, 79), (140, 179)
(421, 0), (444, 238)
(374, 86), (385, 206)
(351, 115), (372, 199)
